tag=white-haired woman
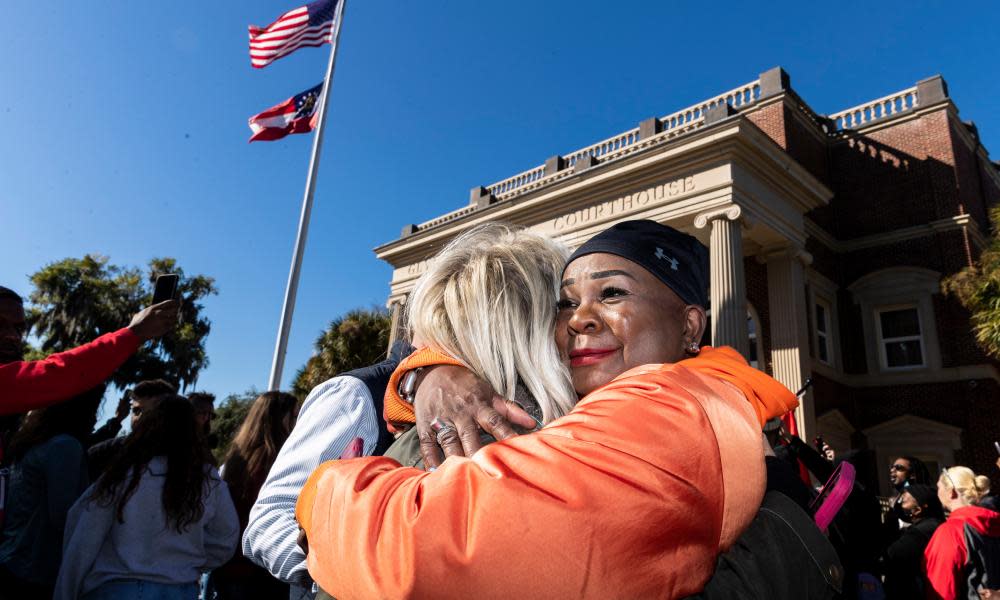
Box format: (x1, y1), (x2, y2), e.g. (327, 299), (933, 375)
(924, 466), (1000, 599)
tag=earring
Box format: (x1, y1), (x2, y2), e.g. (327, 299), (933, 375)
(685, 341), (701, 356)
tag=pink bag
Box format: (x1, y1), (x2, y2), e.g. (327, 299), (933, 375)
(810, 461), (856, 533)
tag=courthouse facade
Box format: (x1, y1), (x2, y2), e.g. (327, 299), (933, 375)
(374, 67), (1000, 493)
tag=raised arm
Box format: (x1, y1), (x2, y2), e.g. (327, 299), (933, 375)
(0, 300), (178, 415)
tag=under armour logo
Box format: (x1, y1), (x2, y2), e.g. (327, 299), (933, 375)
(654, 247), (679, 270)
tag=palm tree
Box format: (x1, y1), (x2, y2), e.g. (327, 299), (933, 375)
(943, 206), (1000, 359)
(27, 255), (133, 351)
(292, 308), (392, 398)
(26, 254), (217, 390)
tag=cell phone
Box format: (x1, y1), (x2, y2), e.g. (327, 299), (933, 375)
(152, 274), (179, 304)
(994, 441), (1000, 456)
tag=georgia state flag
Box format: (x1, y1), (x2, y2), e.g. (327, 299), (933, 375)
(248, 83), (323, 142)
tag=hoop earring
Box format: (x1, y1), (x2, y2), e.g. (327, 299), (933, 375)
(685, 341), (701, 356)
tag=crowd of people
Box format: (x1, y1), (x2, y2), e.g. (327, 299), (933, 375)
(1, 220), (998, 599)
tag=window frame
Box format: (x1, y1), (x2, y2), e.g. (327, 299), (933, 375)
(813, 297), (833, 367)
(847, 267), (942, 375)
(806, 269), (841, 373)
(874, 303), (926, 371)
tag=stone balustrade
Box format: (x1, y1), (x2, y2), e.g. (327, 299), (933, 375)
(488, 164), (547, 196)
(406, 73), (940, 238)
(828, 86), (919, 130)
(564, 127), (641, 167)
(477, 78), (763, 202)
(660, 80), (761, 134)
(416, 205), (476, 230)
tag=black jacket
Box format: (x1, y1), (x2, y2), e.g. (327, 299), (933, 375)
(687, 491), (843, 600)
(882, 516), (942, 599)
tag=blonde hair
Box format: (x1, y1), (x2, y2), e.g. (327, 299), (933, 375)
(940, 466), (992, 506)
(406, 223), (576, 424)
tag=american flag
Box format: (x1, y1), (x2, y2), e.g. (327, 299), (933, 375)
(248, 83), (323, 142)
(248, 0), (339, 69)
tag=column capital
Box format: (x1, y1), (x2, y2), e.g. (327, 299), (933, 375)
(386, 294), (409, 308)
(757, 244), (813, 267)
(694, 205), (742, 229)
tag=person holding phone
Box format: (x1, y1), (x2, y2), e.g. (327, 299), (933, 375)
(0, 284), (180, 415)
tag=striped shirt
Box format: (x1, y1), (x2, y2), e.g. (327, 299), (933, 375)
(242, 375), (380, 585)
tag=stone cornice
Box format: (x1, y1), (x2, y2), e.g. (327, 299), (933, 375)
(811, 362), (1000, 386)
(376, 116), (832, 270)
(805, 213), (987, 253)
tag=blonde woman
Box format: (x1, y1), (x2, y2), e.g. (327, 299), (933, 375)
(924, 466), (1000, 599)
(381, 222), (578, 467)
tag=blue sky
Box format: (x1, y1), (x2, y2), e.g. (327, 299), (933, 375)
(2, 1), (998, 416)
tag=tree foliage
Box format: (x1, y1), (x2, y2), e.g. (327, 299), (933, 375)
(26, 254), (217, 391)
(292, 308), (392, 399)
(943, 206), (1000, 360)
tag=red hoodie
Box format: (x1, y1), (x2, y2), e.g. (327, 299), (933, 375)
(924, 505), (1000, 600)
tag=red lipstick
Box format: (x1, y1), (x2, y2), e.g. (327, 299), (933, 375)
(568, 347), (617, 367)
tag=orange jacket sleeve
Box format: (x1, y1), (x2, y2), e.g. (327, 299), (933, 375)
(297, 358), (771, 599)
(682, 346), (798, 428)
(0, 328), (140, 416)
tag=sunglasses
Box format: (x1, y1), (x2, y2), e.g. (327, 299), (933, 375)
(130, 406), (143, 417)
(942, 467), (958, 489)
(890, 464), (909, 472)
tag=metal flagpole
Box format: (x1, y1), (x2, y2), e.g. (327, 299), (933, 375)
(267, 0), (348, 391)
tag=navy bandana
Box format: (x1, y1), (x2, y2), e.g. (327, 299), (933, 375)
(565, 220), (709, 308)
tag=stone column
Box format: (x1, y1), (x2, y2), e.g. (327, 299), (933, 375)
(386, 295), (407, 351)
(764, 246), (814, 437)
(694, 206), (749, 358)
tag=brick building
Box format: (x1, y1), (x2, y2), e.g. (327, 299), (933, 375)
(374, 67), (1000, 494)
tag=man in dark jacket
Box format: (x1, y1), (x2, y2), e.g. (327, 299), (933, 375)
(882, 483), (943, 599)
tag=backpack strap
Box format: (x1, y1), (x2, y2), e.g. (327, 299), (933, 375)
(340, 341), (413, 456)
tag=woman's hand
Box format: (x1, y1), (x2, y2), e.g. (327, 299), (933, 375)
(414, 365), (536, 469)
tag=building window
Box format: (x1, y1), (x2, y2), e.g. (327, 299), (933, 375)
(848, 267), (942, 375)
(814, 299), (833, 365)
(876, 305), (925, 369)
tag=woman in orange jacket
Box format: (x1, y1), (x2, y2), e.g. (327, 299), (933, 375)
(296, 220), (798, 599)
